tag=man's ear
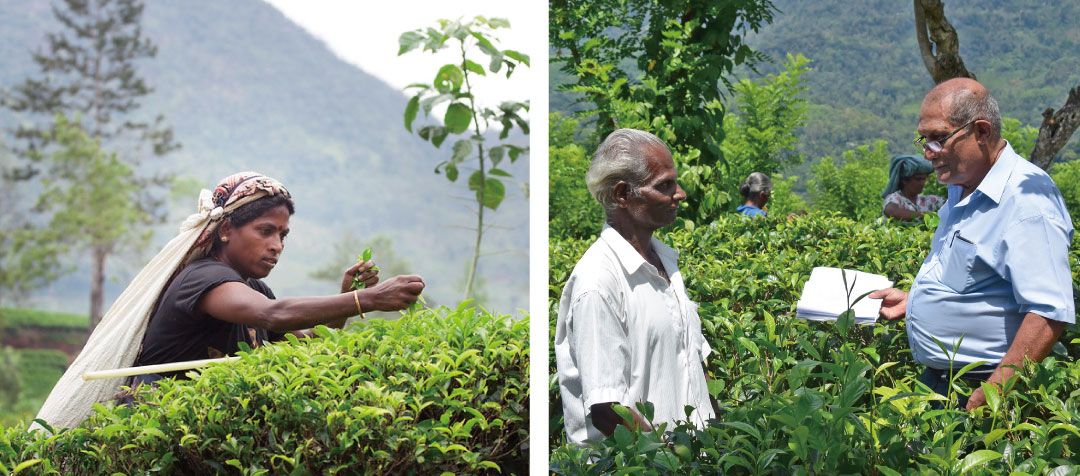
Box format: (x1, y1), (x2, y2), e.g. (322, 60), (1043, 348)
(975, 119), (993, 144)
(613, 181), (631, 208)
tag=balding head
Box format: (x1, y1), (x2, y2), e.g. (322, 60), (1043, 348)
(923, 78), (1002, 136)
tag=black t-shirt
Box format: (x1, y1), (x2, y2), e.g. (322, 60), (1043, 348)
(134, 258), (283, 378)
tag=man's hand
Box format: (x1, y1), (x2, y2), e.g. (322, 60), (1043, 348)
(965, 313), (1067, 411)
(966, 386), (988, 411)
(590, 402), (653, 436)
(360, 275), (425, 311)
(341, 260), (379, 293)
(869, 287), (908, 320)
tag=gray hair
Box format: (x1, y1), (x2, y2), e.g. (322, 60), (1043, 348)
(586, 128), (670, 212)
(740, 172), (772, 199)
(945, 88), (1002, 135)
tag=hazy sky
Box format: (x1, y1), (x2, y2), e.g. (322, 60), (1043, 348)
(262, 1), (540, 112)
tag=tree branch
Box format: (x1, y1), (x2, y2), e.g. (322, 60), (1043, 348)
(1031, 85), (1080, 170)
(913, 0), (975, 83)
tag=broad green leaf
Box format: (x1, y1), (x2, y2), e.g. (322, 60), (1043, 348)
(876, 466), (902, 476)
(445, 163), (459, 182)
(958, 450), (1002, 474)
(720, 421), (761, 441)
(12, 459), (42, 475)
(444, 103), (473, 134)
(488, 145), (504, 165)
(397, 31), (424, 55)
(983, 428), (1008, 445)
(488, 168), (511, 177)
(463, 59), (486, 76)
(503, 49), (530, 66)
(451, 139), (473, 163)
(434, 64), (464, 93)
(468, 172), (506, 210)
(403, 95), (419, 132)
(431, 127), (449, 148)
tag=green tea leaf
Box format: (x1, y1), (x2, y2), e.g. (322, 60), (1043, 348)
(403, 95), (419, 132)
(444, 103), (473, 134)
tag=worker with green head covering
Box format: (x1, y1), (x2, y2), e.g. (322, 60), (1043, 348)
(882, 154), (944, 221)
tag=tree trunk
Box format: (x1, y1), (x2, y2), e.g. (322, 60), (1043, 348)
(913, 0), (975, 83)
(1031, 86), (1080, 170)
(89, 245), (107, 331)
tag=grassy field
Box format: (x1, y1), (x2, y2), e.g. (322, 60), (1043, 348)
(0, 348), (68, 427)
(0, 308), (86, 330)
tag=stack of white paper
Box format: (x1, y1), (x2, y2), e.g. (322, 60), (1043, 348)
(795, 267), (893, 325)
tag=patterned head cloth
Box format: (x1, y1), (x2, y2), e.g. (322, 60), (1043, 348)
(883, 155), (933, 198)
(183, 171), (291, 262)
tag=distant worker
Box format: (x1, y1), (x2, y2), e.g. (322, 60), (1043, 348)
(555, 128), (714, 446)
(737, 172), (772, 218)
(882, 155), (944, 221)
(871, 78), (1074, 410)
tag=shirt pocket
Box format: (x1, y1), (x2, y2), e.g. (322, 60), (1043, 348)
(940, 234), (977, 292)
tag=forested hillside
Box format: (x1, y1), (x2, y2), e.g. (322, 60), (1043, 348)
(0, 0), (529, 312)
(551, 0), (1080, 164)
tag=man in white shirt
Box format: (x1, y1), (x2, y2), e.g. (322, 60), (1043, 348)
(555, 128), (715, 446)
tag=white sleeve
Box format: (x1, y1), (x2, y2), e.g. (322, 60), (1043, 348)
(568, 289), (631, 410)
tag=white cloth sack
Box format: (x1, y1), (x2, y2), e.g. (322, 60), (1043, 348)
(32, 190), (264, 431)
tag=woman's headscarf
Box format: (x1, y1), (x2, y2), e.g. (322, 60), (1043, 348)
(33, 172), (289, 431)
(184, 171), (291, 265)
(883, 155), (933, 198)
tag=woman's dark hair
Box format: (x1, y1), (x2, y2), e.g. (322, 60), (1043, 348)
(739, 172), (772, 200)
(210, 194), (295, 254)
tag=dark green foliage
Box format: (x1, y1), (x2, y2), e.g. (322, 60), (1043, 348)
(550, 214), (1080, 473)
(807, 140), (891, 221)
(1051, 160), (1080, 223)
(741, 0), (1080, 164)
(551, 0), (779, 224)
(0, 308), (86, 330)
(1, 306), (528, 474)
(548, 113), (604, 240)
(0, 347), (19, 411)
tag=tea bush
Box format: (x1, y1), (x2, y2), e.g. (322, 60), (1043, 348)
(550, 213), (1080, 474)
(1, 305), (528, 475)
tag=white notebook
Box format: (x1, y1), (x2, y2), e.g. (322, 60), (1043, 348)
(795, 267), (893, 325)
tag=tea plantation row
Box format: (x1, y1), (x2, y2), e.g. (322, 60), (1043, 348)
(550, 213), (1080, 474)
(2, 305), (528, 474)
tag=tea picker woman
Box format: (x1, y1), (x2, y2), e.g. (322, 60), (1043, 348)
(33, 172), (425, 430)
(882, 155), (944, 221)
(737, 172), (772, 218)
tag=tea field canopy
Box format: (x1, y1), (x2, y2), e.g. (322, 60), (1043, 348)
(0, 309), (85, 330)
(1, 304), (530, 474)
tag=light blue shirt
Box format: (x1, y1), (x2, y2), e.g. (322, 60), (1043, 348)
(907, 143), (1075, 369)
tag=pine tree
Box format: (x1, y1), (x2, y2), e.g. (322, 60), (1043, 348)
(3, 0), (178, 328)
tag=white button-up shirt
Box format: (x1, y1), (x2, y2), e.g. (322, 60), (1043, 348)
(555, 225), (714, 446)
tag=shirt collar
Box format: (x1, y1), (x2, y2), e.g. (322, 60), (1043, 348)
(600, 224), (678, 276)
(972, 141), (1019, 205)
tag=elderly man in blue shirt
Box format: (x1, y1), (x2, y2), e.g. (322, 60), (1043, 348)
(870, 78), (1074, 411)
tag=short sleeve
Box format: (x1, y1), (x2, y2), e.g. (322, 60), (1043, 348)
(1000, 214), (1075, 323)
(568, 289), (632, 410)
(172, 261), (245, 318)
(921, 195), (945, 212)
(882, 192), (903, 213)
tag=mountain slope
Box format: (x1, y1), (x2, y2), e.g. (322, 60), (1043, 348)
(0, 0), (529, 313)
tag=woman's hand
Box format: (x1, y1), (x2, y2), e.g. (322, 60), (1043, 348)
(361, 275), (425, 311)
(340, 260), (379, 293)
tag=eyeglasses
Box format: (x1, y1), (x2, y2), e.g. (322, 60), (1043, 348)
(914, 120), (976, 153)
